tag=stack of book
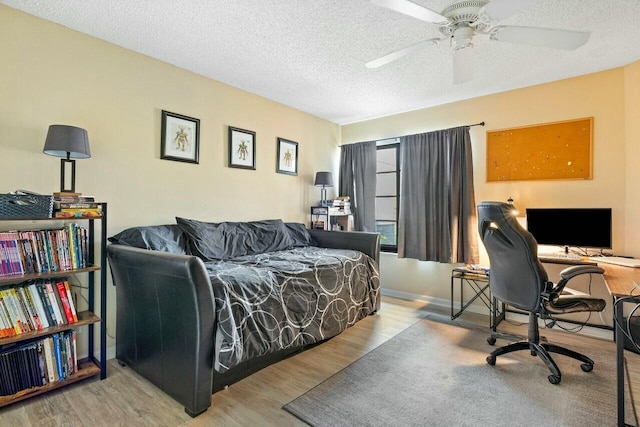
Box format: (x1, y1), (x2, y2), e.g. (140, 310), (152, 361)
(329, 196), (351, 215)
(0, 279), (79, 337)
(0, 330), (78, 395)
(0, 224), (89, 276)
(53, 192), (100, 218)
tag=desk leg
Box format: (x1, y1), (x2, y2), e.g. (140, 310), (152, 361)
(615, 297), (625, 427)
(450, 275), (454, 319)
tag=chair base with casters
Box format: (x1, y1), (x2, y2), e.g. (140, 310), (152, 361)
(486, 312), (595, 384)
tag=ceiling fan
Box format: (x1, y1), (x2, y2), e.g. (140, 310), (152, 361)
(366, 0), (590, 84)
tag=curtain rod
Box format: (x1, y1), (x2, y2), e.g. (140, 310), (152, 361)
(373, 121), (486, 146)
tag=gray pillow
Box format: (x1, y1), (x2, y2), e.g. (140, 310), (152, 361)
(176, 217), (295, 260)
(108, 224), (188, 255)
(285, 222), (316, 247)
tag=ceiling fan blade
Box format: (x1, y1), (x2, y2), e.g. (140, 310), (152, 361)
(371, 0), (447, 24)
(453, 48), (473, 84)
(481, 0), (541, 22)
(490, 26), (590, 50)
(366, 39), (439, 68)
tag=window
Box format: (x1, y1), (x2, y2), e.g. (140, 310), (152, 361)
(376, 140), (399, 252)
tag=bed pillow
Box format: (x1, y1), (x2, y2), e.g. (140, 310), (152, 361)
(285, 222), (317, 247)
(176, 217), (295, 260)
(108, 224), (188, 254)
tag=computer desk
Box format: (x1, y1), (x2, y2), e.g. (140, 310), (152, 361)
(601, 263), (640, 427)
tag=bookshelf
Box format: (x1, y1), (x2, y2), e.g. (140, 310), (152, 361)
(310, 206), (354, 231)
(0, 202), (107, 407)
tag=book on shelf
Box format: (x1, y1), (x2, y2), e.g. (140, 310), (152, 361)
(55, 281), (75, 324)
(55, 202), (100, 209)
(0, 225), (90, 277)
(27, 283), (50, 329)
(35, 282), (56, 327)
(0, 280), (79, 338)
(0, 329), (79, 395)
(62, 280), (78, 323)
(0, 293), (16, 338)
(312, 221), (326, 230)
(42, 336), (57, 383)
(55, 211), (101, 219)
(0, 290), (19, 336)
(44, 281), (66, 326)
(52, 333), (64, 380)
(19, 286), (42, 331)
(53, 192), (82, 198)
(53, 193), (96, 204)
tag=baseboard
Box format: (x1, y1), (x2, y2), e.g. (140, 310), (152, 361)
(77, 345), (117, 361)
(380, 288), (614, 341)
(381, 288), (493, 317)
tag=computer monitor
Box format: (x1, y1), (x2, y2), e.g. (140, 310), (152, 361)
(525, 208), (612, 249)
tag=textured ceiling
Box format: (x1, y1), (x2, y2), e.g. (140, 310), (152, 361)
(3, 0), (640, 124)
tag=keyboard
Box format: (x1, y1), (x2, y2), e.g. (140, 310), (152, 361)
(539, 252), (582, 260)
(588, 256), (640, 268)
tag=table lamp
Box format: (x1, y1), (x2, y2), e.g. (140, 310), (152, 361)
(43, 125), (91, 193)
(314, 171), (333, 207)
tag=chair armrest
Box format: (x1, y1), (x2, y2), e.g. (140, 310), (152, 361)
(559, 265), (605, 281)
(549, 265), (605, 299)
(308, 230), (380, 265)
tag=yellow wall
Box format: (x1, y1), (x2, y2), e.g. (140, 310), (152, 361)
(624, 61), (640, 256)
(0, 6), (339, 356)
(2, 3), (638, 350)
(342, 65), (637, 324)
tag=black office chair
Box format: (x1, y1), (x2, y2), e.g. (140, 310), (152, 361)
(477, 201), (606, 384)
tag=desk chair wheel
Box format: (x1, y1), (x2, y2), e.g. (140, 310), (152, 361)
(548, 374), (561, 385)
(487, 336), (496, 345)
(486, 355), (496, 365)
(580, 363), (593, 372)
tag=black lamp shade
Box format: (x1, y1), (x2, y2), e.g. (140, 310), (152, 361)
(43, 125), (91, 159)
(314, 171), (333, 187)
(43, 125), (91, 193)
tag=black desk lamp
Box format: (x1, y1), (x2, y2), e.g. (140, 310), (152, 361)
(314, 171), (333, 207)
(43, 125), (91, 193)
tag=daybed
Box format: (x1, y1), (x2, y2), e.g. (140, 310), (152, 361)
(106, 218), (380, 416)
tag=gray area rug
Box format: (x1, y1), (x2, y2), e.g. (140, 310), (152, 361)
(284, 316), (637, 427)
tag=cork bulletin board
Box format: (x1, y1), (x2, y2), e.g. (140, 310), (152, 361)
(486, 117), (593, 182)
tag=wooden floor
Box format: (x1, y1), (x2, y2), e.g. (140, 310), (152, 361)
(1, 296), (638, 426)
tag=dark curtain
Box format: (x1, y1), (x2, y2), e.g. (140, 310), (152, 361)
(339, 141), (376, 232)
(397, 126), (478, 263)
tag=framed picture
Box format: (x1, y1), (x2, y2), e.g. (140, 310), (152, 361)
(228, 126), (256, 170)
(276, 137), (298, 176)
(161, 110), (200, 164)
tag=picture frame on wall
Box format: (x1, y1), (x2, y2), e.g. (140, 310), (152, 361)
(228, 126), (256, 170)
(160, 110), (200, 164)
(276, 137), (298, 176)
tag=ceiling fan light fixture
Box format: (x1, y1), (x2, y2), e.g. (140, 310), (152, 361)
(452, 25), (474, 50)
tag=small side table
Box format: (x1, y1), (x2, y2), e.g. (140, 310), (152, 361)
(450, 267), (505, 332)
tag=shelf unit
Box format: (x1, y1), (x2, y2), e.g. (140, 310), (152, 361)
(310, 206), (353, 231)
(0, 202), (107, 407)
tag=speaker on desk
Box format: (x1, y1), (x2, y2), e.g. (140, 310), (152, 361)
(624, 315), (640, 354)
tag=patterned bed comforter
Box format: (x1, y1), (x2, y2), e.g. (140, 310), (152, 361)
(203, 246), (380, 372)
